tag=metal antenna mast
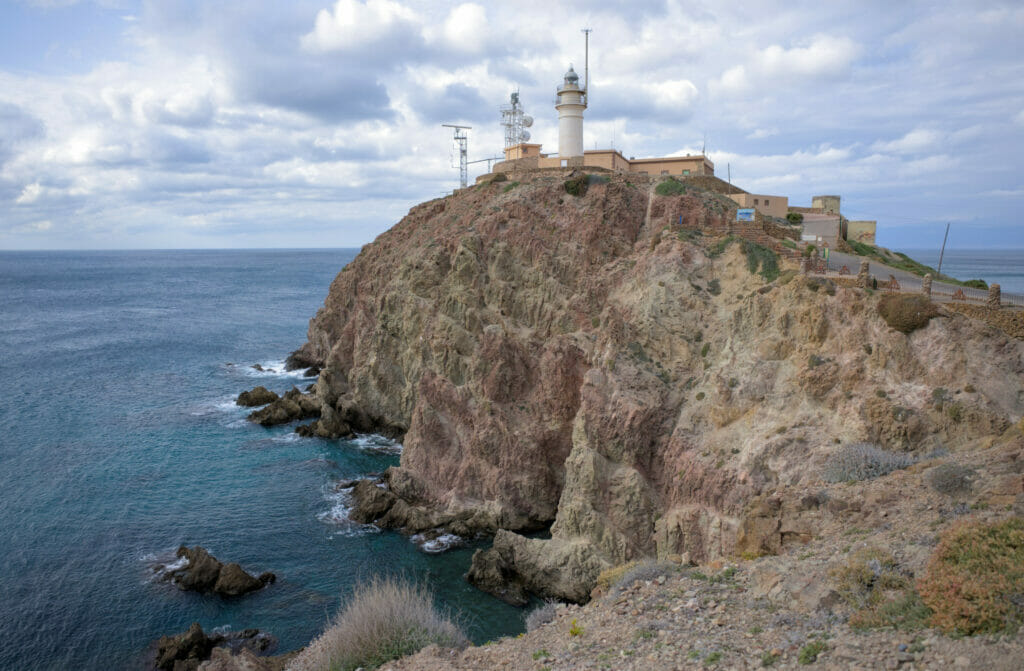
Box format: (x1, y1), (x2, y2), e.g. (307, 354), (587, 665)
(442, 124), (471, 189)
(581, 27), (591, 106)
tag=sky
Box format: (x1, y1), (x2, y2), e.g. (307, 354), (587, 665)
(1, 0), (1023, 251)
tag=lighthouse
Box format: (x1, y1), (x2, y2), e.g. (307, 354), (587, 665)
(556, 65), (586, 158)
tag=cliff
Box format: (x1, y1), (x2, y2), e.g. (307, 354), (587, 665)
(293, 168), (1024, 605)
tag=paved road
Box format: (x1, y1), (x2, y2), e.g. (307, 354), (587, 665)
(825, 250), (977, 297)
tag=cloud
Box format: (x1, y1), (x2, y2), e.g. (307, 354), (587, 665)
(442, 3), (488, 53)
(758, 35), (859, 78)
(872, 128), (941, 154)
(15, 182), (43, 204)
(301, 0), (421, 52)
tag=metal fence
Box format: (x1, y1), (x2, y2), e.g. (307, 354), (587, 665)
(807, 258), (1024, 308)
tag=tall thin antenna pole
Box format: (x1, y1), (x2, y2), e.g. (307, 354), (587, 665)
(442, 124), (471, 189)
(937, 222), (950, 277)
(581, 28), (591, 105)
(727, 163), (731, 185)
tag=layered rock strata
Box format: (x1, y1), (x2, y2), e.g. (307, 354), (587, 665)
(294, 169), (1024, 603)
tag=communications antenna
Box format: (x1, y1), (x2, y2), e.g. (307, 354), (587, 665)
(581, 27), (591, 106)
(499, 91), (533, 152)
(442, 124), (471, 189)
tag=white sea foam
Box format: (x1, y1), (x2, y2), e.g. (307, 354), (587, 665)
(317, 484), (380, 537)
(410, 532), (464, 554)
(238, 359), (316, 379)
(348, 434), (403, 455)
(272, 432), (301, 444)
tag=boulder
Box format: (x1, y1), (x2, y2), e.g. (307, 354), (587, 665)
(153, 624), (279, 671)
(284, 346), (320, 372)
(247, 387), (320, 427)
(164, 546), (275, 597)
(235, 386), (279, 407)
(155, 622), (214, 671)
(214, 563), (276, 597)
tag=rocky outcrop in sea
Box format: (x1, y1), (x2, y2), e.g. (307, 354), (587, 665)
(157, 545), (275, 597)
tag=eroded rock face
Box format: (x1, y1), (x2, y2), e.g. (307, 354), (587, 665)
(162, 546), (275, 597)
(294, 169), (1024, 603)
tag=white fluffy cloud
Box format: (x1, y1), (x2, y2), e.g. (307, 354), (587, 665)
(301, 0), (419, 52)
(1, 0), (1023, 249)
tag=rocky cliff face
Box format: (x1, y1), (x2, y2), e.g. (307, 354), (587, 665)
(295, 169), (1024, 603)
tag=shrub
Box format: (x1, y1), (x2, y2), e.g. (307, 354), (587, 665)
(287, 576), (468, 671)
(925, 463), (976, 496)
(802, 244), (816, 258)
(786, 212), (804, 224)
(782, 238), (797, 249)
(708, 235), (736, 257)
(917, 518), (1024, 635)
(525, 601), (558, 632)
(740, 240), (780, 282)
(563, 174), (588, 197)
(823, 443), (916, 483)
(798, 641), (827, 665)
(830, 546), (931, 631)
(877, 295), (939, 334)
(655, 179), (686, 196)
(611, 560), (678, 590)
(594, 561), (639, 593)
(502, 181), (520, 193)
(491, 172), (508, 183)
(963, 279), (988, 289)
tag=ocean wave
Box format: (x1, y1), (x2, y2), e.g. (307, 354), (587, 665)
(142, 549), (189, 583)
(227, 359), (317, 379)
(189, 395), (249, 418)
(410, 532), (465, 554)
(348, 434), (403, 455)
(317, 484), (380, 537)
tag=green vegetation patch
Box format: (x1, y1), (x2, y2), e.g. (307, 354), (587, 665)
(831, 547), (930, 631)
(918, 518), (1024, 635)
(786, 212), (804, 224)
(564, 174), (589, 197)
(655, 179), (687, 196)
(502, 181), (520, 192)
(741, 240), (780, 282)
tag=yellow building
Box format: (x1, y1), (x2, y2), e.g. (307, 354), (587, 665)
(727, 192), (789, 220)
(495, 143), (714, 177)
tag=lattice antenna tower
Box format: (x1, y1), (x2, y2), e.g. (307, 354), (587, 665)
(442, 124), (471, 189)
(499, 90), (533, 151)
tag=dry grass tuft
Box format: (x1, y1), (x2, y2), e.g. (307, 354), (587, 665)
(877, 295), (939, 333)
(525, 600), (559, 632)
(286, 576), (468, 671)
(830, 547), (930, 631)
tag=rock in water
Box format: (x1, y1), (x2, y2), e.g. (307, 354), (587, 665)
(163, 546), (275, 597)
(235, 386), (279, 407)
(152, 623), (280, 671)
(246, 387), (319, 426)
(284, 346), (320, 372)
(155, 622), (213, 671)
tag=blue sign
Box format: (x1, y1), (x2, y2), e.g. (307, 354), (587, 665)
(737, 208), (755, 222)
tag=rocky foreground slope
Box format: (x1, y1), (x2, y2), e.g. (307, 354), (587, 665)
(288, 168), (1024, 613)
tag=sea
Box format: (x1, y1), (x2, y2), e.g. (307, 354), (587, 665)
(0, 250), (526, 671)
(900, 249), (1024, 294)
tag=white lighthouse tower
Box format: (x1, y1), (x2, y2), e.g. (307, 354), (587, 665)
(556, 65), (586, 159)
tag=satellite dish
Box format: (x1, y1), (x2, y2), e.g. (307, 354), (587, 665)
(522, 115), (533, 128)
(520, 130), (531, 142)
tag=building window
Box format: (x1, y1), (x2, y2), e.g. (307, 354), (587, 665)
(683, 170), (690, 175)
(560, 159), (568, 167)
(661, 170), (669, 175)
(765, 199), (770, 206)
(754, 198), (759, 205)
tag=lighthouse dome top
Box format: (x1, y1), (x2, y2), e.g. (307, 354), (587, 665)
(563, 66), (579, 86)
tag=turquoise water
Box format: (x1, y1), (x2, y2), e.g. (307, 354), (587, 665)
(0, 250), (525, 670)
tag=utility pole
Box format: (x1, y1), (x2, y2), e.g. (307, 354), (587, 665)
(937, 222), (950, 278)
